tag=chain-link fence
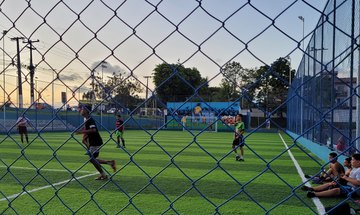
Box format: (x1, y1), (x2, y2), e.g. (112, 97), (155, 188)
(288, 0), (360, 157)
(1, 0), (359, 214)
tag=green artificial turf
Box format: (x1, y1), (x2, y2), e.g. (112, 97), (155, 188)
(0, 130), (344, 214)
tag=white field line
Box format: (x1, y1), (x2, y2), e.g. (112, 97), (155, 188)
(0, 165), (94, 173)
(278, 133), (325, 215)
(0, 168), (98, 202)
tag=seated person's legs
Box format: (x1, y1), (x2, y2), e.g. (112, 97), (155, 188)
(309, 187), (341, 198)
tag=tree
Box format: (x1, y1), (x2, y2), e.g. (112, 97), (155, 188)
(82, 71), (143, 110)
(220, 61), (257, 108)
(199, 86), (225, 102)
(105, 72), (143, 109)
(82, 91), (95, 101)
(220, 61), (243, 101)
(250, 57), (294, 116)
(153, 63), (208, 104)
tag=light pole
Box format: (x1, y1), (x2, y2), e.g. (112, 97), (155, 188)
(35, 76), (38, 107)
(35, 76), (38, 129)
(52, 69), (55, 130)
(298, 15), (305, 134)
(52, 69), (55, 111)
(2, 30), (7, 126)
(101, 61), (107, 84)
(298, 16), (305, 51)
(286, 56), (292, 85)
(91, 69), (95, 111)
(144, 75), (152, 116)
(100, 61), (107, 125)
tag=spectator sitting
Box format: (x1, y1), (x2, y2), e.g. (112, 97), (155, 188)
(335, 135), (348, 154)
(305, 152), (345, 184)
(344, 157), (352, 177)
(302, 153), (360, 198)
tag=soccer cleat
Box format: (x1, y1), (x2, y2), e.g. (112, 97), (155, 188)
(236, 155), (244, 161)
(307, 191), (316, 198)
(301, 186), (314, 191)
(95, 175), (108, 180)
(304, 174), (312, 179)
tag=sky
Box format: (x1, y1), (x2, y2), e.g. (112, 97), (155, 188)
(0, 0), (328, 108)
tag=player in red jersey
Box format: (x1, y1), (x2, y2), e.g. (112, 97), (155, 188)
(115, 114), (126, 148)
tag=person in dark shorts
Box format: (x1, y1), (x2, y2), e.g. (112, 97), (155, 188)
(76, 105), (117, 180)
(15, 115), (30, 144)
(304, 152), (345, 184)
(115, 114), (126, 148)
(232, 114), (245, 161)
(303, 153), (360, 198)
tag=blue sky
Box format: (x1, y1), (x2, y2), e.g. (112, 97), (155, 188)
(0, 0), (327, 107)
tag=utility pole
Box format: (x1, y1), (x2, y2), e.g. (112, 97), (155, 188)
(11, 37), (25, 109)
(23, 39), (39, 108)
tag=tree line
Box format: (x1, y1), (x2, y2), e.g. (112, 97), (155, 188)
(83, 57), (294, 116)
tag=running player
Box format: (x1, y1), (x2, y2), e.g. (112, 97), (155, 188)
(76, 105), (116, 180)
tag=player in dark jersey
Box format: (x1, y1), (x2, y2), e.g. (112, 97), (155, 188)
(15, 115), (30, 144)
(76, 105), (117, 180)
(115, 114), (126, 148)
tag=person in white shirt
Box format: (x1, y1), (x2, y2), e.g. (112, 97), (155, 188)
(303, 153), (360, 198)
(15, 116), (30, 144)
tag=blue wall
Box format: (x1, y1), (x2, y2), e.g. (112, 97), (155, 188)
(0, 109), (164, 132)
(287, 130), (347, 164)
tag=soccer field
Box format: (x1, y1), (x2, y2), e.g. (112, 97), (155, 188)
(0, 130), (340, 214)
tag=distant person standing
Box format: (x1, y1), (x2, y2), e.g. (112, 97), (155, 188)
(76, 105), (116, 180)
(232, 114), (245, 161)
(181, 114), (188, 127)
(193, 103), (202, 125)
(194, 103), (202, 115)
(115, 114), (126, 148)
(202, 115), (207, 124)
(15, 115), (30, 144)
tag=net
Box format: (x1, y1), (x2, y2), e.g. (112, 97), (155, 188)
(182, 115), (218, 132)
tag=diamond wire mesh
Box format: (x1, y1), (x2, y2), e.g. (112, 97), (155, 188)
(0, 0), (359, 214)
(288, 0), (359, 154)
